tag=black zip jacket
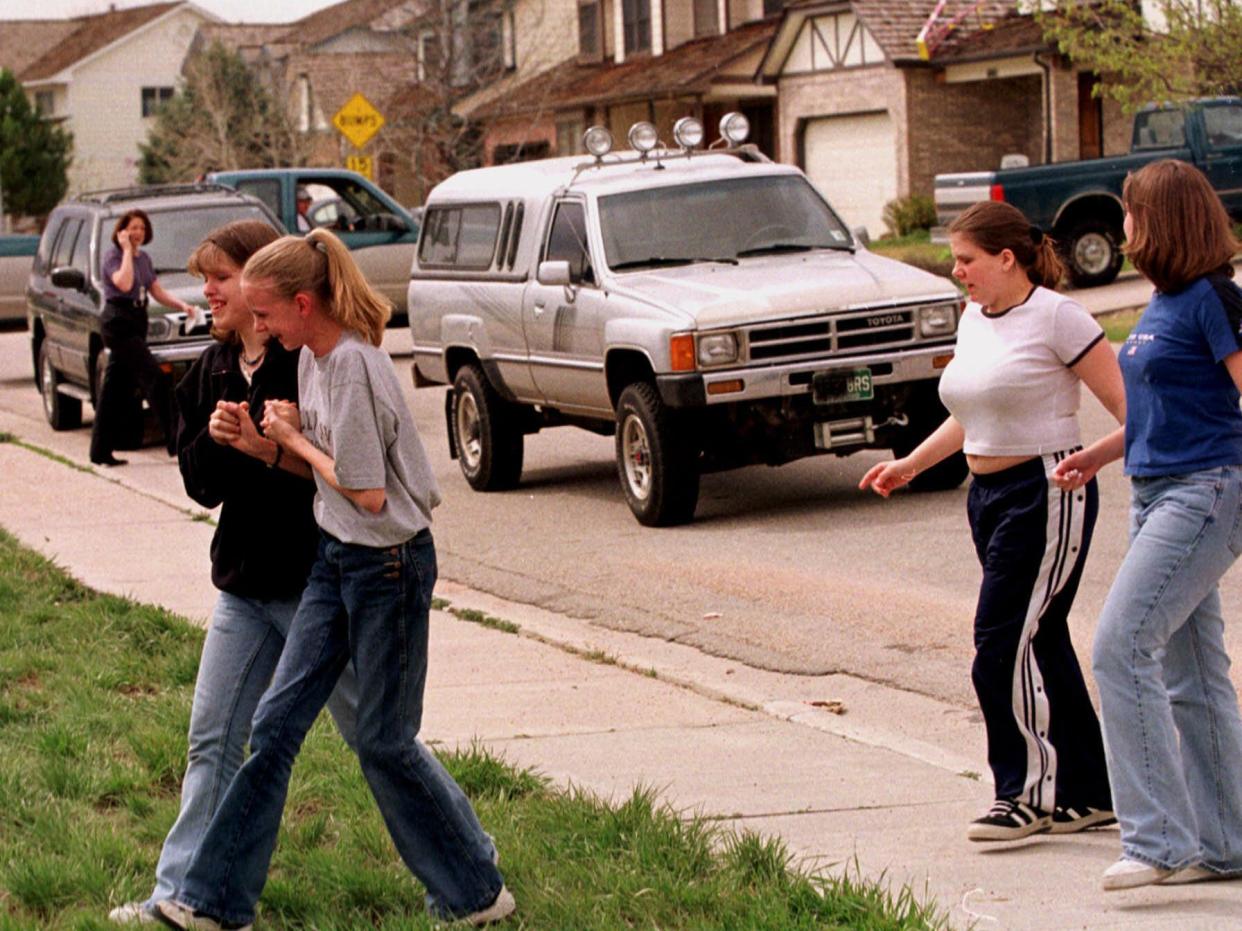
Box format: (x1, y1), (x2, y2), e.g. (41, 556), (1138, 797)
(175, 340), (318, 599)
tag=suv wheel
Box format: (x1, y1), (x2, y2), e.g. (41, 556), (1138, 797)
(892, 390), (968, 492)
(39, 341), (82, 430)
(452, 364), (524, 490)
(615, 382), (699, 526)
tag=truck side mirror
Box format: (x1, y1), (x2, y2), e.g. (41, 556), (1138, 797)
(537, 260), (572, 286)
(50, 266), (86, 291)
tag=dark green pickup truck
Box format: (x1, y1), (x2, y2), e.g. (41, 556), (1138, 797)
(934, 97), (1242, 287)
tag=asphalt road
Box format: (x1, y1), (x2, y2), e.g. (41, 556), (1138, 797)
(2, 287), (1239, 710)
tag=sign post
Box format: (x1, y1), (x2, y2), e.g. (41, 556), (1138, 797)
(333, 94), (384, 180)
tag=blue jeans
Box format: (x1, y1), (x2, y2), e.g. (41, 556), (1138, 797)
(1093, 466), (1242, 873)
(177, 530), (502, 925)
(148, 592), (359, 905)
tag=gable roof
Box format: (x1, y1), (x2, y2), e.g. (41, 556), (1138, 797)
(276, 0), (420, 47)
(466, 19), (778, 121)
(0, 20), (79, 77)
(929, 9), (1053, 63)
(18, 2), (181, 81)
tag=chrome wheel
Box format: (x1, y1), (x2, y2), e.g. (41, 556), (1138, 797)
(40, 351), (56, 421)
(1073, 231), (1113, 277)
(621, 413), (652, 502)
(455, 389), (482, 472)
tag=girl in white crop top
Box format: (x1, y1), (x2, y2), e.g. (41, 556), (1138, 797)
(860, 201), (1125, 843)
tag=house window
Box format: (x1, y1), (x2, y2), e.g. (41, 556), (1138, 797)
(34, 90), (54, 115)
(557, 116), (587, 156)
(763, 0), (785, 17)
(578, 0), (603, 61)
(418, 29), (440, 81)
(694, 0), (719, 37)
(622, 0), (651, 55)
(141, 86), (174, 117)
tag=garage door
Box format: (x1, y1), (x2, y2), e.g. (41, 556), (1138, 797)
(804, 111), (897, 240)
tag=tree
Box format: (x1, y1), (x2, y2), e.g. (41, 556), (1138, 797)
(0, 68), (72, 219)
(1039, 0), (1242, 111)
(139, 42), (308, 183)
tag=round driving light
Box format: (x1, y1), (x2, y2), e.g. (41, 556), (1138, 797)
(719, 111), (750, 145)
(583, 125), (613, 157)
(672, 116), (704, 150)
(627, 121), (659, 153)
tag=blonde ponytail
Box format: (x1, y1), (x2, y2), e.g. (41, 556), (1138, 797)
(242, 229), (392, 346)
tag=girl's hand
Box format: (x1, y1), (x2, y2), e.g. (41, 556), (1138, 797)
(1052, 449), (1097, 490)
(261, 399), (300, 443)
(858, 458), (918, 498)
(208, 400), (242, 445)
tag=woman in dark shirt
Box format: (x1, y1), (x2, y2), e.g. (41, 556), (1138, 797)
(90, 209), (196, 466)
(107, 220), (358, 925)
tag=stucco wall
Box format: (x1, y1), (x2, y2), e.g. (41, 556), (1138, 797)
(63, 7), (208, 192)
(904, 68), (1043, 197)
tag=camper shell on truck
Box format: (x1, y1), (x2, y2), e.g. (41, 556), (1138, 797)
(410, 118), (966, 526)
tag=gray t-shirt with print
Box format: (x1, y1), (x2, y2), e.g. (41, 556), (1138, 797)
(298, 331), (441, 547)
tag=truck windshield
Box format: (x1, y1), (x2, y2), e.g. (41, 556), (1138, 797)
(112, 205), (276, 274)
(599, 175), (852, 271)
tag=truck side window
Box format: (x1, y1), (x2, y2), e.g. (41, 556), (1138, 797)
(545, 202), (593, 285)
(34, 219), (64, 274)
(1204, 103), (1242, 148)
(235, 180), (281, 218)
(1133, 109), (1186, 150)
(419, 204), (501, 268)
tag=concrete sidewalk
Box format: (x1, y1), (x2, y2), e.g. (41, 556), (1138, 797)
(3, 439), (1240, 930)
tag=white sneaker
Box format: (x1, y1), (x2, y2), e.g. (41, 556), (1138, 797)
(1101, 857), (1173, 890)
(153, 899), (252, 931)
(1161, 865), (1218, 885)
(462, 885), (516, 926)
(108, 901), (158, 924)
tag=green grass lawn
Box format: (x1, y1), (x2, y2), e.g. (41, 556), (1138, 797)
(0, 528), (949, 930)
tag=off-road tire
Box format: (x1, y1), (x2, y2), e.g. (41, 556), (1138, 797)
(615, 382), (700, 526)
(39, 340), (82, 430)
(451, 364), (524, 491)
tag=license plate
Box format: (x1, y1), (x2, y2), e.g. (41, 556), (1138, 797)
(811, 368), (873, 404)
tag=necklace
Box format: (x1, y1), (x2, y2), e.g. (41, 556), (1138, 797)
(240, 347), (266, 367)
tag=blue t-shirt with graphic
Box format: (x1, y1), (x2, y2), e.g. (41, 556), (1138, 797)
(1120, 273), (1242, 477)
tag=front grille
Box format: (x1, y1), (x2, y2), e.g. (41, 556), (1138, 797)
(745, 306), (920, 363)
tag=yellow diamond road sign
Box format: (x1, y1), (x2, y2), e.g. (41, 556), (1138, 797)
(333, 93), (385, 149)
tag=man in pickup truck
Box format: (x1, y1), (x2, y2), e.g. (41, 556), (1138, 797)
(861, 200), (1123, 844)
(295, 187), (312, 232)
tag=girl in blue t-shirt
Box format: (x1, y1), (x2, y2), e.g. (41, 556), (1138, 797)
(1055, 159), (1242, 890)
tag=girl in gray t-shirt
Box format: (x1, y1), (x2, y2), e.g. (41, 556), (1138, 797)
(158, 231), (513, 931)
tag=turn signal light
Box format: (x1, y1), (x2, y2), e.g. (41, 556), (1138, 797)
(706, 379), (744, 395)
(932, 353), (954, 369)
(670, 334), (696, 372)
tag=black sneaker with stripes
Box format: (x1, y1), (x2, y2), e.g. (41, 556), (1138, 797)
(1049, 804), (1117, 834)
(967, 798), (1052, 842)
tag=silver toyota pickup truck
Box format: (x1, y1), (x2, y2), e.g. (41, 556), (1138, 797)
(409, 116), (965, 526)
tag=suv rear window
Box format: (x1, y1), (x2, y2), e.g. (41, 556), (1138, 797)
(419, 204), (502, 269)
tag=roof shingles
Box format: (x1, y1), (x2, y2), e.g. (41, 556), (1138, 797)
(18, 2), (179, 82)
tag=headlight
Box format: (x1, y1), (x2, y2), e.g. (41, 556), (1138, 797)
(698, 332), (739, 366)
(147, 316), (173, 341)
(918, 303), (958, 337)
(673, 117), (704, 150)
(583, 125), (613, 157)
(627, 121), (659, 153)
(718, 112), (750, 146)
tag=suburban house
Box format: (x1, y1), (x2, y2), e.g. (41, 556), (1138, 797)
(756, 0), (1131, 236)
(456, 0), (781, 169)
(1, 2), (219, 192)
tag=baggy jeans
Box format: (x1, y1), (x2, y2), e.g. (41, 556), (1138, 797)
(1093, 466), (1242, 874)
(146, 591), (359, 906)
(967, 454), (1112, 811)
(177, 530), (502, 924)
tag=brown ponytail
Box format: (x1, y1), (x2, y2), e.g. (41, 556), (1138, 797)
(949, 201), (1065, 289)
(242, 229), (392, 346)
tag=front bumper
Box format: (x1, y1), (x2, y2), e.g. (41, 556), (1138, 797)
(657, 342), (955, 408)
